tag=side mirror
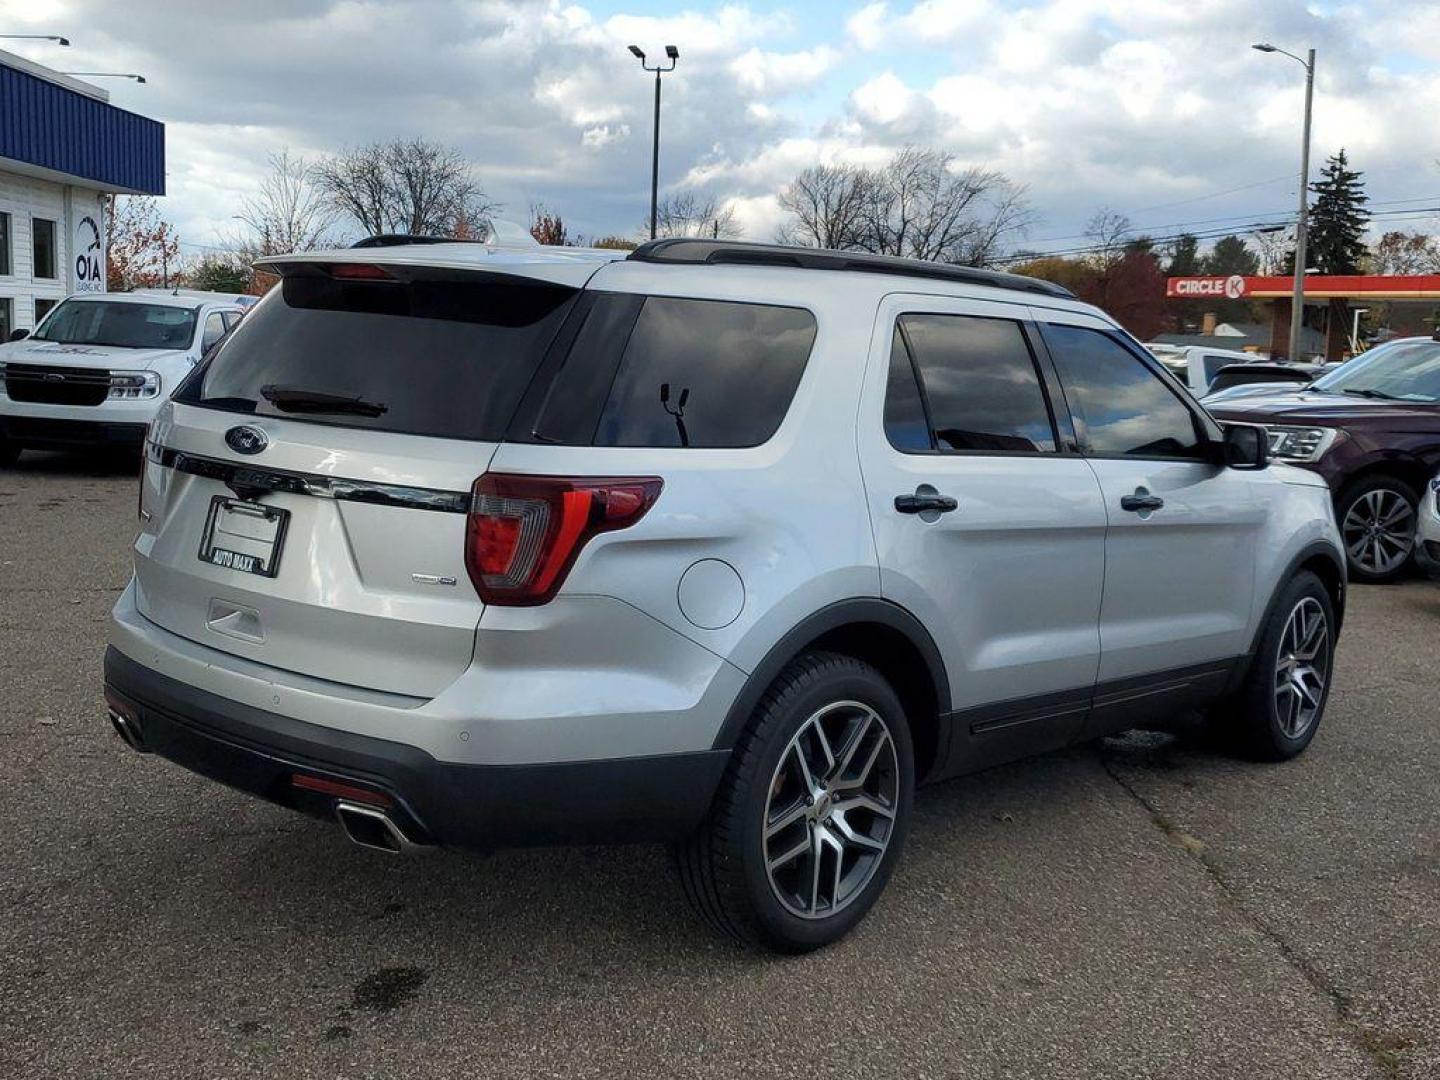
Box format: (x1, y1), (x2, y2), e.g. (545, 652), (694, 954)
(1222, 423), (1269, 470)
(8, 328), (29, 342)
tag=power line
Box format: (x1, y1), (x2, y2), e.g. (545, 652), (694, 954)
(995, 203), (1440, 265)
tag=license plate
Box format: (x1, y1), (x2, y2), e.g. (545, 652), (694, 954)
(199, 496), (290, 577)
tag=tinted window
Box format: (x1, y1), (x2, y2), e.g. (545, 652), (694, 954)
(33, 218), (57, 279)
(179, 273), (577, 441)
(890, 313), (1056, 453)
(0, 298), (10, 341)
(1202, 354), (1237, 382)
(883, 326), (932, 451)
(1045, 324), (1203, 458)
(0, 212), (10, 275)
(34, 297), (57, 324)
(593, 297), (815, 448)
(34, 300), (197, 350)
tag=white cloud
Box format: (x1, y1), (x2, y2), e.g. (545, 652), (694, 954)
(847, 2), (889, 50)
(730, 45), (839, 95)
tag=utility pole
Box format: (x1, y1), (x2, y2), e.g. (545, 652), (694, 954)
(1254, 43), (1316, 361)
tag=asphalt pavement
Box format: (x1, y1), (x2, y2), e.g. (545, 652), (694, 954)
(2, 451), (1438, 1079)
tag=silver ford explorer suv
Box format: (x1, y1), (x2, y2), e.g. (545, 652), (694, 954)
(104, 237), (1347, 952)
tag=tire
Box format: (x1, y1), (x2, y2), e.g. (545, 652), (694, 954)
(0, 438), (20, 467)
(676, 651), (914, 953)
(1217, 570), (1336, 761)
(1336, 475), (1419, 584)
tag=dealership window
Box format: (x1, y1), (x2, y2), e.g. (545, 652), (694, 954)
(0, 212), (11, 275)
(35, 297), (58, 326)
(33, 218), (57, 280)
(0, 298), (12, 340)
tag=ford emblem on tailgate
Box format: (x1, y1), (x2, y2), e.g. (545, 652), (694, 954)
(225, 425), (269, 455)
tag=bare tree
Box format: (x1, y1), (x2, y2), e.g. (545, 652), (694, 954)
(235, 150), (335, 257)
(957, 176), (1036, 267)
(775, 164), (872, 250)
(314, 139), (498, 238)
(649, 191), (741, 240)
(1249, 226), (1293, 276)
(1083, 208), (1134, 272)
(782, 148), (1033, 265)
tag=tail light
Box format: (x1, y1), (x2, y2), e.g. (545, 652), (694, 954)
(465, 473), (662, 605)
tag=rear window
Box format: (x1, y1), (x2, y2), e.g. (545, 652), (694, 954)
(177, 272), (577, 441)
(532, 295), (816, 448)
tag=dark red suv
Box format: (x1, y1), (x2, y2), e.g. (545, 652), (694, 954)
(1206, 336), (1440, 583)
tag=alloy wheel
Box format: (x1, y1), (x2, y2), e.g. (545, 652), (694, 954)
(762, 700), (899, 920)
(1273, 596), (1330, 739)
(1342, 488), (1415, 576)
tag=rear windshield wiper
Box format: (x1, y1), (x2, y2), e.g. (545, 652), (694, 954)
(260, 384), (388, 417)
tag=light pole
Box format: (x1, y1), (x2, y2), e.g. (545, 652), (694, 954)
(0, 34), (69, 45)
(1350, 307), (1368, 353)
(1253, 42), (1315, 362)
(629, 44), (679, 241)
(63, 71), (147, 83)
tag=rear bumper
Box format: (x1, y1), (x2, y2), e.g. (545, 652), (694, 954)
(104, 645), (730, 847)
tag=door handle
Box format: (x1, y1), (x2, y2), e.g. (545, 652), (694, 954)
(1120, 491), (1165, 513)
(894, 492), (958, 515)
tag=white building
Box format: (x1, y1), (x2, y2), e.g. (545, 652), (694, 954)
(0, 48), (166, 339)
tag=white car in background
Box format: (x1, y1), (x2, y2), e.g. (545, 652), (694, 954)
(1419, 471), (1440, 579)
(0, 289), (251, 464)
(1146, 344), (1257, 395)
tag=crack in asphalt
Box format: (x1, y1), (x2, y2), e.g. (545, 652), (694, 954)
(1095, 746), (1408, 1079)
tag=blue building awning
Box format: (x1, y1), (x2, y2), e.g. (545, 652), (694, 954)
(0, 61), (165, 195)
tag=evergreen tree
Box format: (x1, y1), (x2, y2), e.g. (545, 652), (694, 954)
(1306, 150), (1369, 274)
(1166, 233), (1201, 276)
(1204, 235), (1259, 276)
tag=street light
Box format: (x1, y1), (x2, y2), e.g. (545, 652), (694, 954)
(629, 43), (680, 241)
(0, 34), (69, 45)
(63, 71), (147, 83)
(1350, 307), (1368, 353)
(1253, 42), (1315, 362)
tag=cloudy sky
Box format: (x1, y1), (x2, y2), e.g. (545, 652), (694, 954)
(5, 0), (1440, 260)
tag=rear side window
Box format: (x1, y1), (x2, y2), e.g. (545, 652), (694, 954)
(1043, 323), (1204, 459)
(885, 313), (1057, 453)
(534, 295), (816, 448)
(178, 273), (577, 441)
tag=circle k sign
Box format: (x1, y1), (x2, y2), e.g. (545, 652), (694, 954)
(1166, 275), (1249, 299)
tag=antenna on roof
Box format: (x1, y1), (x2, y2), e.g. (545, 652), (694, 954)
(486, 219), (540, 249)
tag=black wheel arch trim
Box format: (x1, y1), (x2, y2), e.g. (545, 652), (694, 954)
(1240, 540), (1346, 685)
(710, 597), (952, 758)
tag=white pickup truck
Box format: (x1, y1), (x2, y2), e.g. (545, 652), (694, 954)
(0, 289), (252, 463)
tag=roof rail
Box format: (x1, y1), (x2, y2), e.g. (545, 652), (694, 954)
(350, 234), (483, 248)
(627, 238), (1074, 299)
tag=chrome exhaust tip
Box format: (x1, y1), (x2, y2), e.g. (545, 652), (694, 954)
(334, 800), (429, 856)
(108, 708), (146, 752)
